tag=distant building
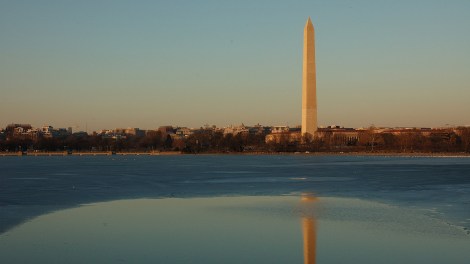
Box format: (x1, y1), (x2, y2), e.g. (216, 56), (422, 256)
(271, 126), (290, 134)
(223, 125), (249, 135)
(5, 124), (32, 138)
(109, 127), (145, 138)
(316, 126), (359, 146)
(41, 125), (54, 137)
(39, 125), (71, 138)
(123, 128), (145, 137)
(72, 131), (88, 138)
(175, 127), (193, 138)
(158, 126), (175, 137)
(248, 124), (271, 135)
(266, 126), (301, 143)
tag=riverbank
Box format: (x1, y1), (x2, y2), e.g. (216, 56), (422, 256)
(0, 151), (182, 157)
(1, 151), (469, 157)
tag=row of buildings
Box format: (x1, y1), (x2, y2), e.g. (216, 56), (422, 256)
(266, 125), (468, 144)
(2, 123), (465, 143)
(1, 124), (74, 140)
(1, 123), (272, 141)
(90, 124), (272, 140)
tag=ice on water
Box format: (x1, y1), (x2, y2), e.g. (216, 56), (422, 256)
(1, 155), (470, 263)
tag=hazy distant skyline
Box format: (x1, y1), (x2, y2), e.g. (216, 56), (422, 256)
(2, 1), (470, 131)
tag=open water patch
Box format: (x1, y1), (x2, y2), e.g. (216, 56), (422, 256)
(1, 196), (468, 264)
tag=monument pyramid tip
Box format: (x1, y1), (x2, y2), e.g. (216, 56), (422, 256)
(306, 17), (313, 27)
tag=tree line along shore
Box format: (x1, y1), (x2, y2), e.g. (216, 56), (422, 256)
(1, 126), (470, 155)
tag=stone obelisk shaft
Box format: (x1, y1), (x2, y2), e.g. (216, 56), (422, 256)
(301, 17), (317, 136)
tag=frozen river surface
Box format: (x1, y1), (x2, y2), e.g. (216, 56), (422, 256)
(1, 155), (470, 263)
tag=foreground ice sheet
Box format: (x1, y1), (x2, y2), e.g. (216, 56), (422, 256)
(1, 196), (469, 264)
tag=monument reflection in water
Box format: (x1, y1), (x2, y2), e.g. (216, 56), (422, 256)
(301, 194), (317, 264)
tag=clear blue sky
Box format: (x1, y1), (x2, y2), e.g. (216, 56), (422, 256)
(2, 0), (470, 131)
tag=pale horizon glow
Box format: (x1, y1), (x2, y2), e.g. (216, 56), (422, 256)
(2, 1), (470, 131)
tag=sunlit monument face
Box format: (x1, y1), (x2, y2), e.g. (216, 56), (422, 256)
(302, 17), (317, 136)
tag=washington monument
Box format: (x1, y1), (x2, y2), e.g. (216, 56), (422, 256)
(302, 17), (317, 136)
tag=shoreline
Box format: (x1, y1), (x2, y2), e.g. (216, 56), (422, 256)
(1, 151), (469, 157)
(0, 151), (181, 157)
